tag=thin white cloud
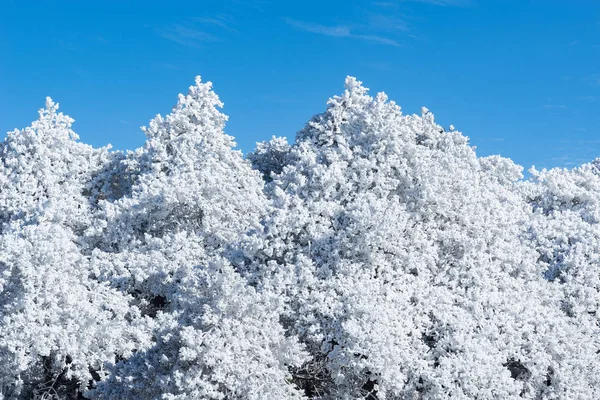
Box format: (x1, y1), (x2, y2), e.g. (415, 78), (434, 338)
(542, 104), (567, 109)
(159, 24), (220, 47)
(550, 154), (593, 167)
(357, 34), (401, 46)
(398, 0), (470, 5)
(284, 19), (351, 37)
(284, 18), (401, 47)
(160, 16), (236, 48)
(575, 138), (600, 144)
(193, 15), (237, 32)
(366, 14), (410, 33)
(582, 74), (600, 86)
(573, 96), (596, 102)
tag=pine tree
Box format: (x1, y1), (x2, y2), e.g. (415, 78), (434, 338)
(2, 76), (600, 400)
(89, 77), (307, 399)
(0, 100), (148, 399)
(253, 77), (600, 399)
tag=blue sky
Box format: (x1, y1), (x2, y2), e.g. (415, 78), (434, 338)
(1, 0), (599, 171)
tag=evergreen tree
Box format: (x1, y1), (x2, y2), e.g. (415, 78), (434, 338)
(2, 76), (600, 399)
(89, 77), (307, 399)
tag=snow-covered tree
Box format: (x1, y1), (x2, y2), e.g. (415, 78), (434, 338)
(2, 75), (600, 400)
(0, 98), (112, 235)
(519, 162), (600, 364)
(252, 77), (600, 399)
(87, 77), (307, 399)
(97, 77), (266, 251)
(91, 258), (307, 400)
(0, 100), (150, 399)
(247, 135), (291, 181)
(0, 223), (149, 399)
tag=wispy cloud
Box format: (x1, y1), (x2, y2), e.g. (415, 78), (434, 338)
(160, 24), (220, 47)
(284, 19), (350, 37)
(284, 18), (401, 47)
(542, 104), (567, 109)
(365, 13), (410, 33)
(193, 15), (237, 31)
(229, 0), (270, 11)
(368, 0), (468, 43)
(550, 154), (592, 167)
(154, 62), (183, 70)
(583, 73), (600, 86)
(576, 96), (597, 102)
(159, 15), (235, 47)
(283, 0), (468, 47)
(397, 0), (471, 6)
(575, 138), (600, 144)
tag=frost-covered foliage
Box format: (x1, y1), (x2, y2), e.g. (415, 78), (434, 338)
(92, 258), (307, 400)
(0, 101), (147, 399)
(1, 76), (599, 399)
(247, 135), (291, 181)
(250, 78), (600, 399)
(519, 163), (600, 368)
(0, 98), (112, 233)
(87, 77), (306, 399)
(0, 224), (148, 399)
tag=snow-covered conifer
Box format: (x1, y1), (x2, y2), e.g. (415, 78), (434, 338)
(0, 98), (111, 234)
(98, 77), (266, 252)
(87, 78), (307, 399)
(0, 223), (149, 399)
(2, 75), (600, 400)
(255, 77), (600, 399)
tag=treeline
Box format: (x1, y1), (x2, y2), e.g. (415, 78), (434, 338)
(1, 77), (599, 399)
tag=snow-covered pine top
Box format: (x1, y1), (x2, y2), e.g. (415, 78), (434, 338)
(98, 77), (267, 253)
(0, 98), (113, 235)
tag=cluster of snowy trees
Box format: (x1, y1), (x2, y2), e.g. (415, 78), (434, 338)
(1, 76), (599, 399)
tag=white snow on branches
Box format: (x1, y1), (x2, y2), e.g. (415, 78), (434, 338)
(1, 76), (599, 399)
